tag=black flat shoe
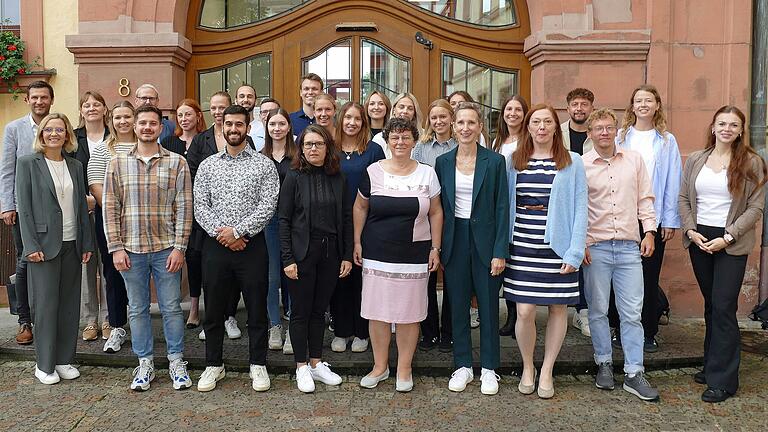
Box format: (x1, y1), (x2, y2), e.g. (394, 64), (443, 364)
(185, 318), (200, 329)
(693, 371), (706, 385)
(418, 337), (437, 351)
(438, 339), (453, 353)
(701, 388), (731, 403)
(499, 318), (516, 337)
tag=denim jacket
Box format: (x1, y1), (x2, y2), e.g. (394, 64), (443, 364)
(508, 151), (588, 268)
(617, 127), (682, 228)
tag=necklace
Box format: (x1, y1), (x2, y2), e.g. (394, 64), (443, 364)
(343, 150), (353, 160)
(713, 148), (731, 170)
(49, 159), (67, 197)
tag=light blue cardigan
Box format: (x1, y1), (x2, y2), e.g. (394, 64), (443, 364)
(508, 151), (588, 268)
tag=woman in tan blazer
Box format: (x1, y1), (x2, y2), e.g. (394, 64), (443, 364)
(678, 105), (766, 403)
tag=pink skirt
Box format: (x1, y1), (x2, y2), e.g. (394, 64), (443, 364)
(360, 261), (428, 324)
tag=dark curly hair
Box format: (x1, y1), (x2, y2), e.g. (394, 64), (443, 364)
(383, 117), (420, 143)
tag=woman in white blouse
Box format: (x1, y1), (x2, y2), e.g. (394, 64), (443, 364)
(679, 105), (766, 403)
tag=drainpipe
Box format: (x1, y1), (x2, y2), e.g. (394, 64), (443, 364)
(752, 0), (768, 303)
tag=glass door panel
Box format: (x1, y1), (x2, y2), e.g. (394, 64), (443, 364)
(360, 39), (410, 103)
(303, 39), (352, 104)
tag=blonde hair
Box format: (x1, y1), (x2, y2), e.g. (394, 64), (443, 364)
(104, 101), (137, 155)
(419, 99), (454, 144)
(391, 92), (424, 130)
(33, 113), (78, 154)
(586, 108), (618, 130)
(619, 84), (668, 144)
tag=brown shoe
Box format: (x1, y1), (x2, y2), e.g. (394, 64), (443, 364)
(16, 324), (33, 345)
(82, 323), (98, 341)
(101, 322), (112, 340)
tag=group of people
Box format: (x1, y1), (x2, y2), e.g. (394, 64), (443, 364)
(0, 74), (763, 404)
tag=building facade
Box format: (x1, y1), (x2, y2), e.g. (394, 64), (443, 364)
(0, 0), (759, 316)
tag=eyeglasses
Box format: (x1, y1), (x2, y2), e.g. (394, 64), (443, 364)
(137, 96), (158, 102)
(42, 127), (66, 134)
(302, 141), (326, 149)
(591, 126), (617, 133)
(530, 119), (555, 128)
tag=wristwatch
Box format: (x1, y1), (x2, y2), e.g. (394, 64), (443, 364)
(430, 246), (441, 253)
(723, 232), (734, 245)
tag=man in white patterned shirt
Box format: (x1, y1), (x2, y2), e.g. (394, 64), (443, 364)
(193, 105), (280, 392)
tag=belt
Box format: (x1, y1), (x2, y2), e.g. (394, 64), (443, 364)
(518, 205), (548, 211)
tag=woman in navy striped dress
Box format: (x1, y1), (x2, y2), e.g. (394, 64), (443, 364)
(504, 104), (588, 399)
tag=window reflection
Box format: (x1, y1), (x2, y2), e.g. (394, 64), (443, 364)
(200, 0), (308, 29)
(303, 39), (352, 104)
(360, 39), (409, 104)
(443, 54), (517, 134)
(407, 0), (516, 27)
(198, 53), (271, 124)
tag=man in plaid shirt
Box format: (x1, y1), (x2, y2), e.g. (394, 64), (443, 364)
(103, 105), (193, 392)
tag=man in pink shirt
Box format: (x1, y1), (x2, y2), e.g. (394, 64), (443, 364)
(581, 108), (659, 401)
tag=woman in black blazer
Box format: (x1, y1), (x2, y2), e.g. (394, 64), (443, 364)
(278, 124), (353, 393)
(16, 113), (94, 385)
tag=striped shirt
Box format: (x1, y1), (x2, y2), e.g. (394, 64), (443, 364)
(103, 144), (192, 254)
(87, 142), (137, 186)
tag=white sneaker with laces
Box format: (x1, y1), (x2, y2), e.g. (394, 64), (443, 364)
(35, 366), (60, 385)
(169, 358), (192, 390)
(103, 327), (127, 353)
(283, 330), (293, 355)
(225, 316), (242, 339)
(470, 308), (480, 329)
(331, 336), (348, 352)
(310, 362), (342, 386)
(250, 365), (271, 391)
(198, 329), (206, 340)
(480, 368), (500, 395)
(448, 367), (474, 392)
(296, 365), (315, 393)
(197, 366), (225, 392)
(131, 358), (155, 391)
(55, 364), (80, 380)
(573, 309), (591, 337)
(351, 337), (369, 353)
(268, 325), (283, 350)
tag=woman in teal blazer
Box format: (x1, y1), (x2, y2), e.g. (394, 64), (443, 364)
(435, 102), (509, 396)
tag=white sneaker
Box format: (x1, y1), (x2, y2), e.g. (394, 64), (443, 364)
(268, 325), (283, 350)
(169, 358), (192, 390)
(351, 337), (369, 353)
(448, 367), (474, 392)
(572, 309), (591, 337)
(470, 308), (480, 329)
(310, 362), (342, 386)
(54, 364), (80, 380)
(103, 327), (127, 353)
(331, 336), (349, 352)
(35, 366), (60, 385)
(283, 330), (293, 355)
(197, 366), (225, 392)
(250, 364), (271, 391)
(225, 317), (242, 339)
(480, 368), (500, 395)
(198, 329), (206, 340)
(131, 358), (155, 391)
(296, 365), (315, 393)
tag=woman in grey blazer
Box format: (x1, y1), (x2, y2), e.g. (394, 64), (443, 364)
(15, 113), (94, 385)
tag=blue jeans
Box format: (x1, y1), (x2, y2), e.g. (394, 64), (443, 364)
(264, 214), (285, 326)
(120, 247), (184, 361)
(583, 240), (645, 374)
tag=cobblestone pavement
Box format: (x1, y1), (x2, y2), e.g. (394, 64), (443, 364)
(1, 353), (766, 432)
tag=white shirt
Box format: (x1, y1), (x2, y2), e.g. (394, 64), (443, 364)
(454, 168), (474, 219)
(627, 129), (657, 181)
(249, 119), (265, 152)
(46, 159), (76, 241)
(86, 136), (103, 156)
(695, 165), (732, 227)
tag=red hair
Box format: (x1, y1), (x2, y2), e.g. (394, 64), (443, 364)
(174, 98), (207, 136)
(512, 103), (572, 171)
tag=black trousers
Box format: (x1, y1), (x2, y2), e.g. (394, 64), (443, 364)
(225, 280), (242, 317)
(421, 270), (452, 342)
(11, 221), (30, 325)
(608, 223), (665, 337)
(94, 207), (128, 328)
(288, 236), (340, 363)
(185, 248), (203, 298)
(330, 264), (368, 339)
(689, 224), (747, 394)
(202, 234), (269, 366)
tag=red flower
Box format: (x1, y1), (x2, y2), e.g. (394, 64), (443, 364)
(7, 45), (17, 51)
(0, 56), (5, 61)
(16, 68), (24, 74)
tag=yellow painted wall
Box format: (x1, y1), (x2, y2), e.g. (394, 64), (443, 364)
(0, 0), (79, 143)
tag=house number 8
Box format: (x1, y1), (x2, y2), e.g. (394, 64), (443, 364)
(118, 78), (131, 97)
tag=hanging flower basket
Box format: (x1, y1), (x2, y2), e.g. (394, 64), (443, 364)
(0, 29), (41, 98)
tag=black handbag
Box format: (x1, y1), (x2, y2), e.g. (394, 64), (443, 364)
(749, 298), (768, 330)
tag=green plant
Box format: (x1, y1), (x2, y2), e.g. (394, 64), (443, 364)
(0, 29), (40, 97)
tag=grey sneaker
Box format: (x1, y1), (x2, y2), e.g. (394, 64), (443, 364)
(595, 362), (614, 390)
(623, 372), (659, 401)
(268, 325), (283, 350)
